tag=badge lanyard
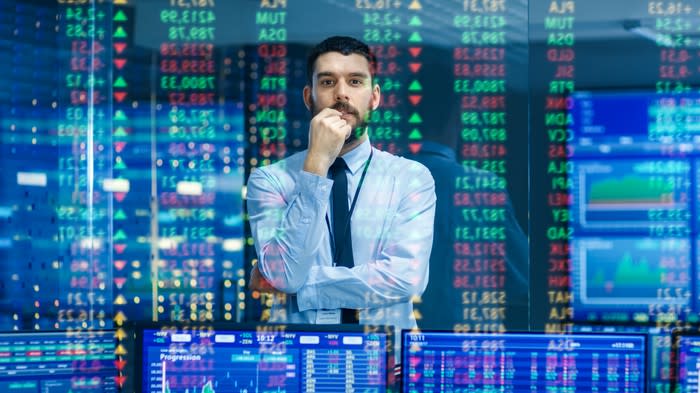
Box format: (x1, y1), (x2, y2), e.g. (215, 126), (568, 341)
(326, 148), (374, 264)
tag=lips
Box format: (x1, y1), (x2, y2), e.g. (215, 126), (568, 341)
(340, 112), (358, 123)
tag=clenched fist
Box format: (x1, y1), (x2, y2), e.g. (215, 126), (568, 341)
(303, 107), (352, 176)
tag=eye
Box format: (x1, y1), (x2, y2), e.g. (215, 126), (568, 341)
(350, 79), (363, 86)
(319, 79), (335, 87)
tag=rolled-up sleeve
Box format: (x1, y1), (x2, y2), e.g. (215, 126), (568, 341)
(296, 162), (436, 311)
(247, 167), (332, 293)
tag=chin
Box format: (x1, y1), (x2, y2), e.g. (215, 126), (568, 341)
(347, 126), (367, 145)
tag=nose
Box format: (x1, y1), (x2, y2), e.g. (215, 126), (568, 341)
(335, 80), (349, 102)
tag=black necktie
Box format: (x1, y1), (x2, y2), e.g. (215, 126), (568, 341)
(329, 157), (359, 323)
(330, 158), (354, 268)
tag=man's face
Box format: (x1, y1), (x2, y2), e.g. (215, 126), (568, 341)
(304, 52), (381, 143)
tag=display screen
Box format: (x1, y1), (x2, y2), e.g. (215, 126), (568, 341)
(135, 324), (393, 393)
(402, 331), (646, 392)
(672, 331), (700, 393)
(567, 92), (697, 324)
(575, 324), (673, 393)
(671, 330), (700, 393)
(0, 330), (116, 392)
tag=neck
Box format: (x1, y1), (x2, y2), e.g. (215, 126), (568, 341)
(339, 131), (367, 157)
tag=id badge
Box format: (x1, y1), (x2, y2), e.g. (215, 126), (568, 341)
(315, 309), (340, 324)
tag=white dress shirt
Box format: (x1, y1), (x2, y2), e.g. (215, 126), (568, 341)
(247, 138), (436, 337)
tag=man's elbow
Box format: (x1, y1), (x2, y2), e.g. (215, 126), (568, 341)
(408, 258), (430, 297)
(258, 264), (306, 294)
(397, 273), (427, 299)
(256, 242), (309, 293)
(272, 276), (305, 294)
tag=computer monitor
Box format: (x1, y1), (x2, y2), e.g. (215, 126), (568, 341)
(131, 322), (395, 393)
(566, 91), (697, 326)
(0, 329), (116, 392)
(402, 331), (646, 392)
(671, 330), (700, 393)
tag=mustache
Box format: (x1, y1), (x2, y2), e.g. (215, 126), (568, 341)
(331, 101), (360, 117)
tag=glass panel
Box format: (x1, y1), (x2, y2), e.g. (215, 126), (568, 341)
(0, 0), (530, 334)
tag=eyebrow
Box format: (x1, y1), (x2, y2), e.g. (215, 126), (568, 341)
(315, 71), (370, 79)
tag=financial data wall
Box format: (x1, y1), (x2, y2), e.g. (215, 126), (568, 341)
(1, 0), (532, 331)
(1, 1), (700, 391)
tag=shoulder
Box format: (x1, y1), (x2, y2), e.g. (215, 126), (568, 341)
(371, 148), (435, 193)
(372, 148), (433, 179)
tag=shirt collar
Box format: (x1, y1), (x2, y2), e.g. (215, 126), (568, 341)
(339, 137), (372, 175)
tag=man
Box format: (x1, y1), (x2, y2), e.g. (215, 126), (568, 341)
(246, 36), (436, 332)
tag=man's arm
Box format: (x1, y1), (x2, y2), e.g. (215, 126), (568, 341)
(247, 108), (355, 293)
(296, 162), (436, 311)
(246, 167), (332, 293)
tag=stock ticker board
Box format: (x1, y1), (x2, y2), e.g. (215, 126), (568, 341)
(0, 0), (530, 330)
(2, 1), (700, 391)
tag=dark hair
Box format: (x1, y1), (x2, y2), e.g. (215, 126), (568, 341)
(306, 36), (376, 86)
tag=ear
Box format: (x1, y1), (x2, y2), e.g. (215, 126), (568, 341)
(303, 85), (312, 111)
(370, 82), (381, 111)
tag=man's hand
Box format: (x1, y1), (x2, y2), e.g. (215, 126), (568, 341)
(248, 265), (277, 293)
(303, 108), (351, 176)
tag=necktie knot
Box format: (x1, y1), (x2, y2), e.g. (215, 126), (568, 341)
(330, 157), (348, 175)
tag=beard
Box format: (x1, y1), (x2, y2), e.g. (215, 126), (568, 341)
(310, 98), (371, 146)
